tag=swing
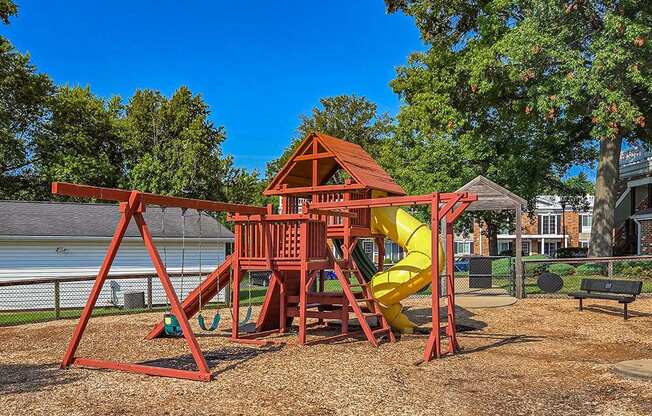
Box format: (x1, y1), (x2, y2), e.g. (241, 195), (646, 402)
(229, 268), (253, 326)
(196, 210), (221, 332)
(162, 207), (183, 337)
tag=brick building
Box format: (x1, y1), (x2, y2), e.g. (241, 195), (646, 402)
(454, 195), (594, 257)
(614, 147), (652, 255)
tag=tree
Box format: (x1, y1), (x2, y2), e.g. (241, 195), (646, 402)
(123, 87), (232, 201)
(0, 0), (53, 199)
(386, 0), (651, 256)
(34, 86), (124, 194)
(0, 0), (17, 24)
(266, 95), (394, 179)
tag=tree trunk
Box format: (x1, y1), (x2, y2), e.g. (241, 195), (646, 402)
(588, 136), (623, 257)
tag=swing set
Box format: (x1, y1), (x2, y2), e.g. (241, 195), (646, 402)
(54, 132), (477, 383)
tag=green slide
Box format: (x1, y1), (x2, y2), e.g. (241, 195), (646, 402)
(332, 239), (377, 281)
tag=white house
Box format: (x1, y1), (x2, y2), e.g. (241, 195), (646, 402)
(0, 201), (234, 310)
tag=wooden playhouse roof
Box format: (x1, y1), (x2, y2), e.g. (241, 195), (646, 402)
(264, 132), (405, 196)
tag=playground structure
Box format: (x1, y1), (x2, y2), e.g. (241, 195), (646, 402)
(54, 132), (476, 382)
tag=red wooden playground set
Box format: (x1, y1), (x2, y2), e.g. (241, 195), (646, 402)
(55, 133), (477, 382)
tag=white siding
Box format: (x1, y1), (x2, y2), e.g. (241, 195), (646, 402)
(0, 239), (229, 310)
(0, 239), (226, 279)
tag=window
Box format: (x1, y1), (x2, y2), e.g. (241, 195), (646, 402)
(384, 241), (404, 263)
(522, 241), (531, 256)
(454, 241), (472, 255)
(539, 214), (560, 235)
(579, 241), (589, 248)
(362, 240), (374, 255)
(580, 214), (592, 234)
(498, 241), (513, 255)
(543, 241), (562, 256)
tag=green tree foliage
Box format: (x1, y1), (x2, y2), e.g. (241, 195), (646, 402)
(123, 87), (231, 201)
(266, 95), (394, 179)
(0, 1), (54, 199)
(0, 0), (17, 24)
(34, 86), (124, 194)
(386, 0), (651, 255)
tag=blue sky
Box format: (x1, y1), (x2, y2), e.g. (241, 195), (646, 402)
(4, 1), (594, 179)
(5, 1), (425, 172)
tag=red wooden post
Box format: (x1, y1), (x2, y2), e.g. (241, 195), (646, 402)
(278, 271), (287, 333)
(424, 192), (441, 361)
(61, 198), (135, 367)
(298, 221), (309, 345)
(445, 221), (459, 353)
(133, 212), (211, 377)
(231, 223), (241, 340)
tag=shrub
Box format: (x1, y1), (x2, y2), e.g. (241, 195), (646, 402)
(547, 263), (575, 276)
(614, 260), (652, 274)
(575, 263), (604, 276)
(523, 255), (548, 277)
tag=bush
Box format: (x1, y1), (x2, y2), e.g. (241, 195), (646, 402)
(523, 255), (548, 277)
(547, 263), (575, 276)
(575, 263), (604, 276)
(614, 260), (652, 274)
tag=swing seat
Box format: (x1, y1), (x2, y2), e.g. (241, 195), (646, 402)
(197, 311), (221, 331)
(240, 305), (253, 325)
(163, 312), (182, 337)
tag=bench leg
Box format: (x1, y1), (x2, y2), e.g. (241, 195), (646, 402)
(578, 298), (583, 312)
(624, 303), (628, 320)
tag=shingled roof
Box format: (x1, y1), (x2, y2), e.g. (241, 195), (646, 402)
(0, 200), (234, 240)
(264, 132), (405, 196)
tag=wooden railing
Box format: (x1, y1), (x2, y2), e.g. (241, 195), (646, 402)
(237, 218), (327, 261)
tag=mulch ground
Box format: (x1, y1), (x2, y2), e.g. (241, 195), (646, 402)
(0, 298), (651, 416)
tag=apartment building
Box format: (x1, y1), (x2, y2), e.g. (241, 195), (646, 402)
(454, 195), (594, 257)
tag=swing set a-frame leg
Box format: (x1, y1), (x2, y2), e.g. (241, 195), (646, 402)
(60, 192), (212, 382)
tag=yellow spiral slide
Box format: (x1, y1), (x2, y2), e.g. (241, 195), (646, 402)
(369, 206), (445, 333)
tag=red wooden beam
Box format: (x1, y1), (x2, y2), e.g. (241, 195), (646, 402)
(306, 207), (358, 218)
(52, 182), (267, 215)
(262, 183), (366, 196)
(311, 192), (477, 210)
(294, 152), (335, 161)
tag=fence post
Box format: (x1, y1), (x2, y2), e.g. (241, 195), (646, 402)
(54, 280), (61, 319)
(147, 275), (153, 309)
(608, 261), (613, 278)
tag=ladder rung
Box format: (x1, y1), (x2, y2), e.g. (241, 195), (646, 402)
(373, 327), (390, 336)
(349, 282), (368, 287)
(363, 312), (383, 317)
(356, 297), (375, 302)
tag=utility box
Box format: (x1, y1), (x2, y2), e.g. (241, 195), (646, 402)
(123, 291), (145, 309)
(468, 257), (492, 289)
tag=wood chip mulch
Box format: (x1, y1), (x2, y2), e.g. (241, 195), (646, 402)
(1, 298), (651, 416)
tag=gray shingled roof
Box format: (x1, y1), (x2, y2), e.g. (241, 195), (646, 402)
(0, 200), (234, 239)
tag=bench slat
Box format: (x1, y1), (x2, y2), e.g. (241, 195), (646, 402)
(580, 278), (642, 295)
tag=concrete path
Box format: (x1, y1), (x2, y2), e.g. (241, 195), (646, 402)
(614, 359), (652, 380)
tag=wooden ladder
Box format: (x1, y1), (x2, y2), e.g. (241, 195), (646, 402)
(330, 253), (395, 346)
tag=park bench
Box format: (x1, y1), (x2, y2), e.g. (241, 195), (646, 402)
(569, 278), (642, 320)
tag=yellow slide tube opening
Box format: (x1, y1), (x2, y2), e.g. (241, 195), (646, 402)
(369, 206), (444, 333)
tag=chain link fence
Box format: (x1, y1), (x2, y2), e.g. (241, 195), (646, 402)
(520, 255), (652, 298)
(0, 272), (268, 327)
